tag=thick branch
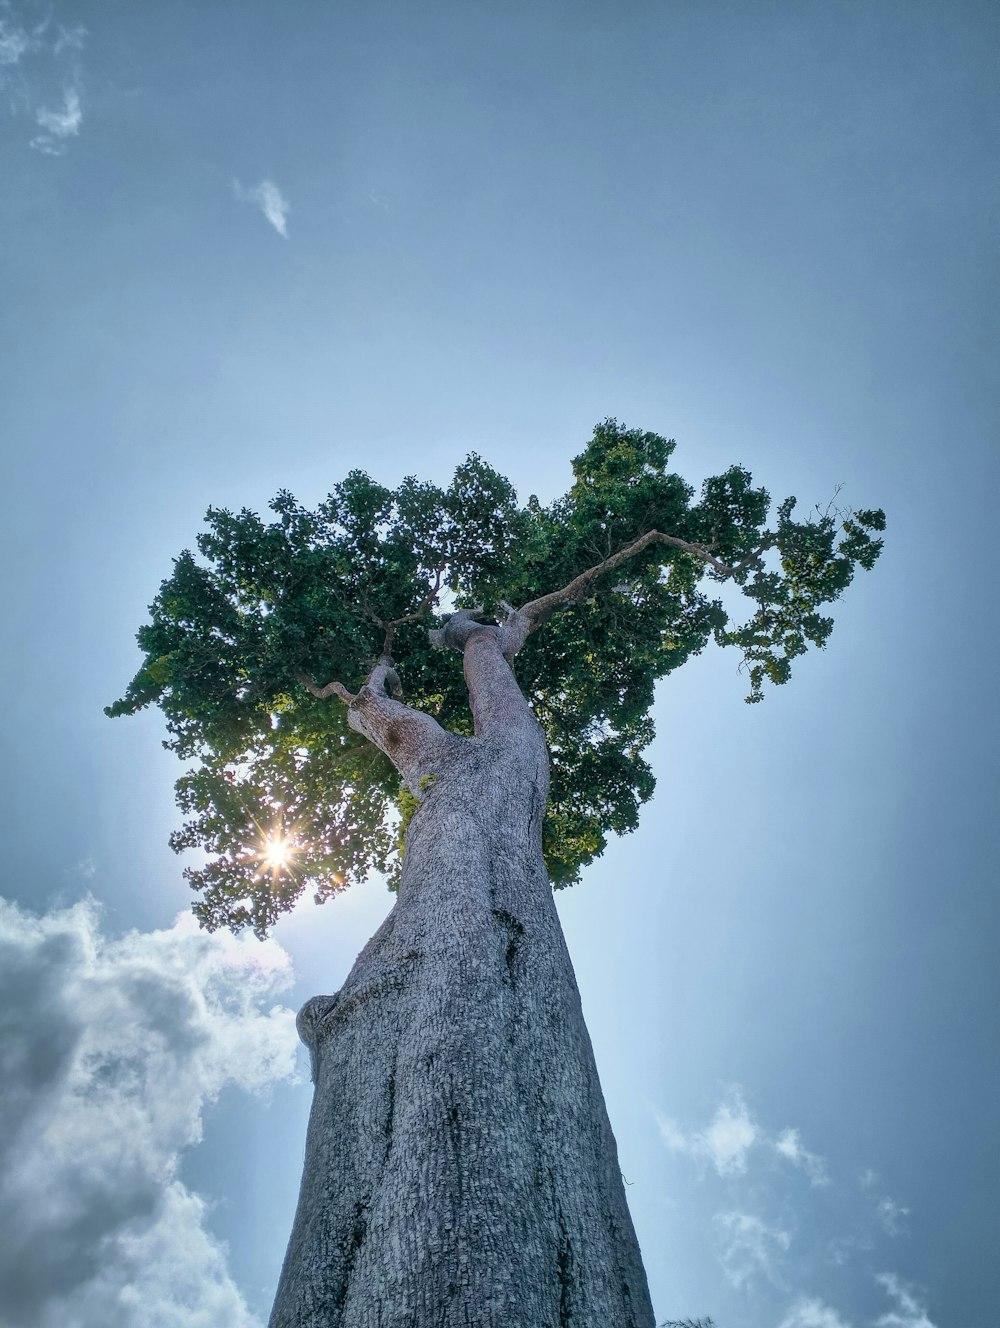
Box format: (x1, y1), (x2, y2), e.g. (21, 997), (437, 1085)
(297, 658), (457, 789)
(295, 656), (401, 706)
(294, 671), (356, 704)
(429, 609), (540, 739)
(515, 529), (773, 634)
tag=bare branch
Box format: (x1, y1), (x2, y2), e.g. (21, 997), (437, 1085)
(515, 529), (773, 633)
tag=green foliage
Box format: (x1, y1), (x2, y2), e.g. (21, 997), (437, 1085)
(107, 421), (884, 935)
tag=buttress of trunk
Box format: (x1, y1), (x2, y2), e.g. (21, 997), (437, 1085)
(269, 627), (655, 1328)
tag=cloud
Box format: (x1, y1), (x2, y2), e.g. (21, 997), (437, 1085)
(714, 1210), (791, 1289)
(777, 1298), (853, 1328)
(234, 178), (291, 237)
(0, 14), (32, 67)
(874, 1274), (938, 1328)
(701, 1093), (759, 1175)
(53, 24), (87, 57)
(656, 1089), (758, 1176)
(31, 83), (81, 153)
(774, 1128), (829, 1187)
(0, 895), (299, 1327)
(1, 6), (87, 151)
(656, 1089), (827, 1183)
(874, 1196), (910, 1236)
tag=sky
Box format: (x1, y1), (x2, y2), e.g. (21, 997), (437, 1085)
(1, 1), (997, 1325)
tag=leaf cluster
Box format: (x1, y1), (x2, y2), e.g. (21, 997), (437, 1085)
(107, 421), (883, 935)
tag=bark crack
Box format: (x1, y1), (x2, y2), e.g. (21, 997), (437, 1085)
(492, 908), (525, 988)
(554, 1201), (574, 1328)
(382, 1054), (398, 1167)
(333, 1200), (369, 1320)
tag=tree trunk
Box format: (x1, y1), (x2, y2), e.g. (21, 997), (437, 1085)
(269, 626), (655, 1328)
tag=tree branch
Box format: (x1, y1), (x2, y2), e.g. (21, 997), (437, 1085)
(295, 653), (403, 705)
(515, 529), (773, 634)
(359, 564), (447, 658)
(294, 671), (357, 704)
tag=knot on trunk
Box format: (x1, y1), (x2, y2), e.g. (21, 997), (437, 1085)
(297, 994), (340, 1081)
(297, 994), (339, 1048)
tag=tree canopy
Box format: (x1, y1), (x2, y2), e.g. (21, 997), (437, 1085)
(107, 421), (884, 936)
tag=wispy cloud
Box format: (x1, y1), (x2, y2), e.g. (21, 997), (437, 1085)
(0, 895), (299, 1327)
(53, 24), (86, 57)
(774, 1128), (829, 1187)
(714, 1209), (792, 1289)
(656, 1089), (758, 1176)
(0, 14), (32, 67)
(31, 83), (81, 153)
(777, 1297), (853, 1328)
(234, 178), (291, 237)
(656, 1089), (827, 1183)
(1, 5), (88, 153)
(875, 1197), (910, 1237)
(654, 1091), (931, 1326)
(875, 1274), (938, 1328)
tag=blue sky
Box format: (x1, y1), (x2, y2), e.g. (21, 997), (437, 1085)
(1, 1), (997, 1325)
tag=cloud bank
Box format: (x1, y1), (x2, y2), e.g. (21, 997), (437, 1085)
(0, 896), (299, 1327)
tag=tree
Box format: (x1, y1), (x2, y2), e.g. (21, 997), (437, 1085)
(108, 421), (884, 1327)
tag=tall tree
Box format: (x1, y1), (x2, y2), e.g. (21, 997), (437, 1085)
(108, 421), (884, 1327)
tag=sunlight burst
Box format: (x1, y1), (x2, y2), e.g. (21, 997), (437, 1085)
(263, 835), (294, 869)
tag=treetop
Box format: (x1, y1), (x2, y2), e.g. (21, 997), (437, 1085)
(107, 420), (884, 935)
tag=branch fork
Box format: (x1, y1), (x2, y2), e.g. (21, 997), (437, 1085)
(299, 526), (771, 703)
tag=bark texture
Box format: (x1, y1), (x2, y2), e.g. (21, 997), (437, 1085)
(270, 622), (654, 1328)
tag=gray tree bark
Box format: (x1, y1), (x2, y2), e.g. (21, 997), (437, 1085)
(269, 614), (655, 1328)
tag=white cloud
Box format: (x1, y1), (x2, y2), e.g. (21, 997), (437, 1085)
(874, 1196), (909, 1236)
(701, 1092), (759, 1175)
(656, 1089), (758, 1176)
(778, 1297), (853, 1328)
(875, 1274), (938, 1328)
(0, 15), (31, 66)
(714, 1210), (791, 1289)
(774, 1127), (829, 1186)
(1, 10), (87, 151)
(0, 895), (299, 1327)
(31, 83), (81, 153)
(656, 1090), (828, 1185)
(234, 178), (291, 237)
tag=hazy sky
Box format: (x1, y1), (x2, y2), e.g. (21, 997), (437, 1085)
(2, 2), (998, 1325)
